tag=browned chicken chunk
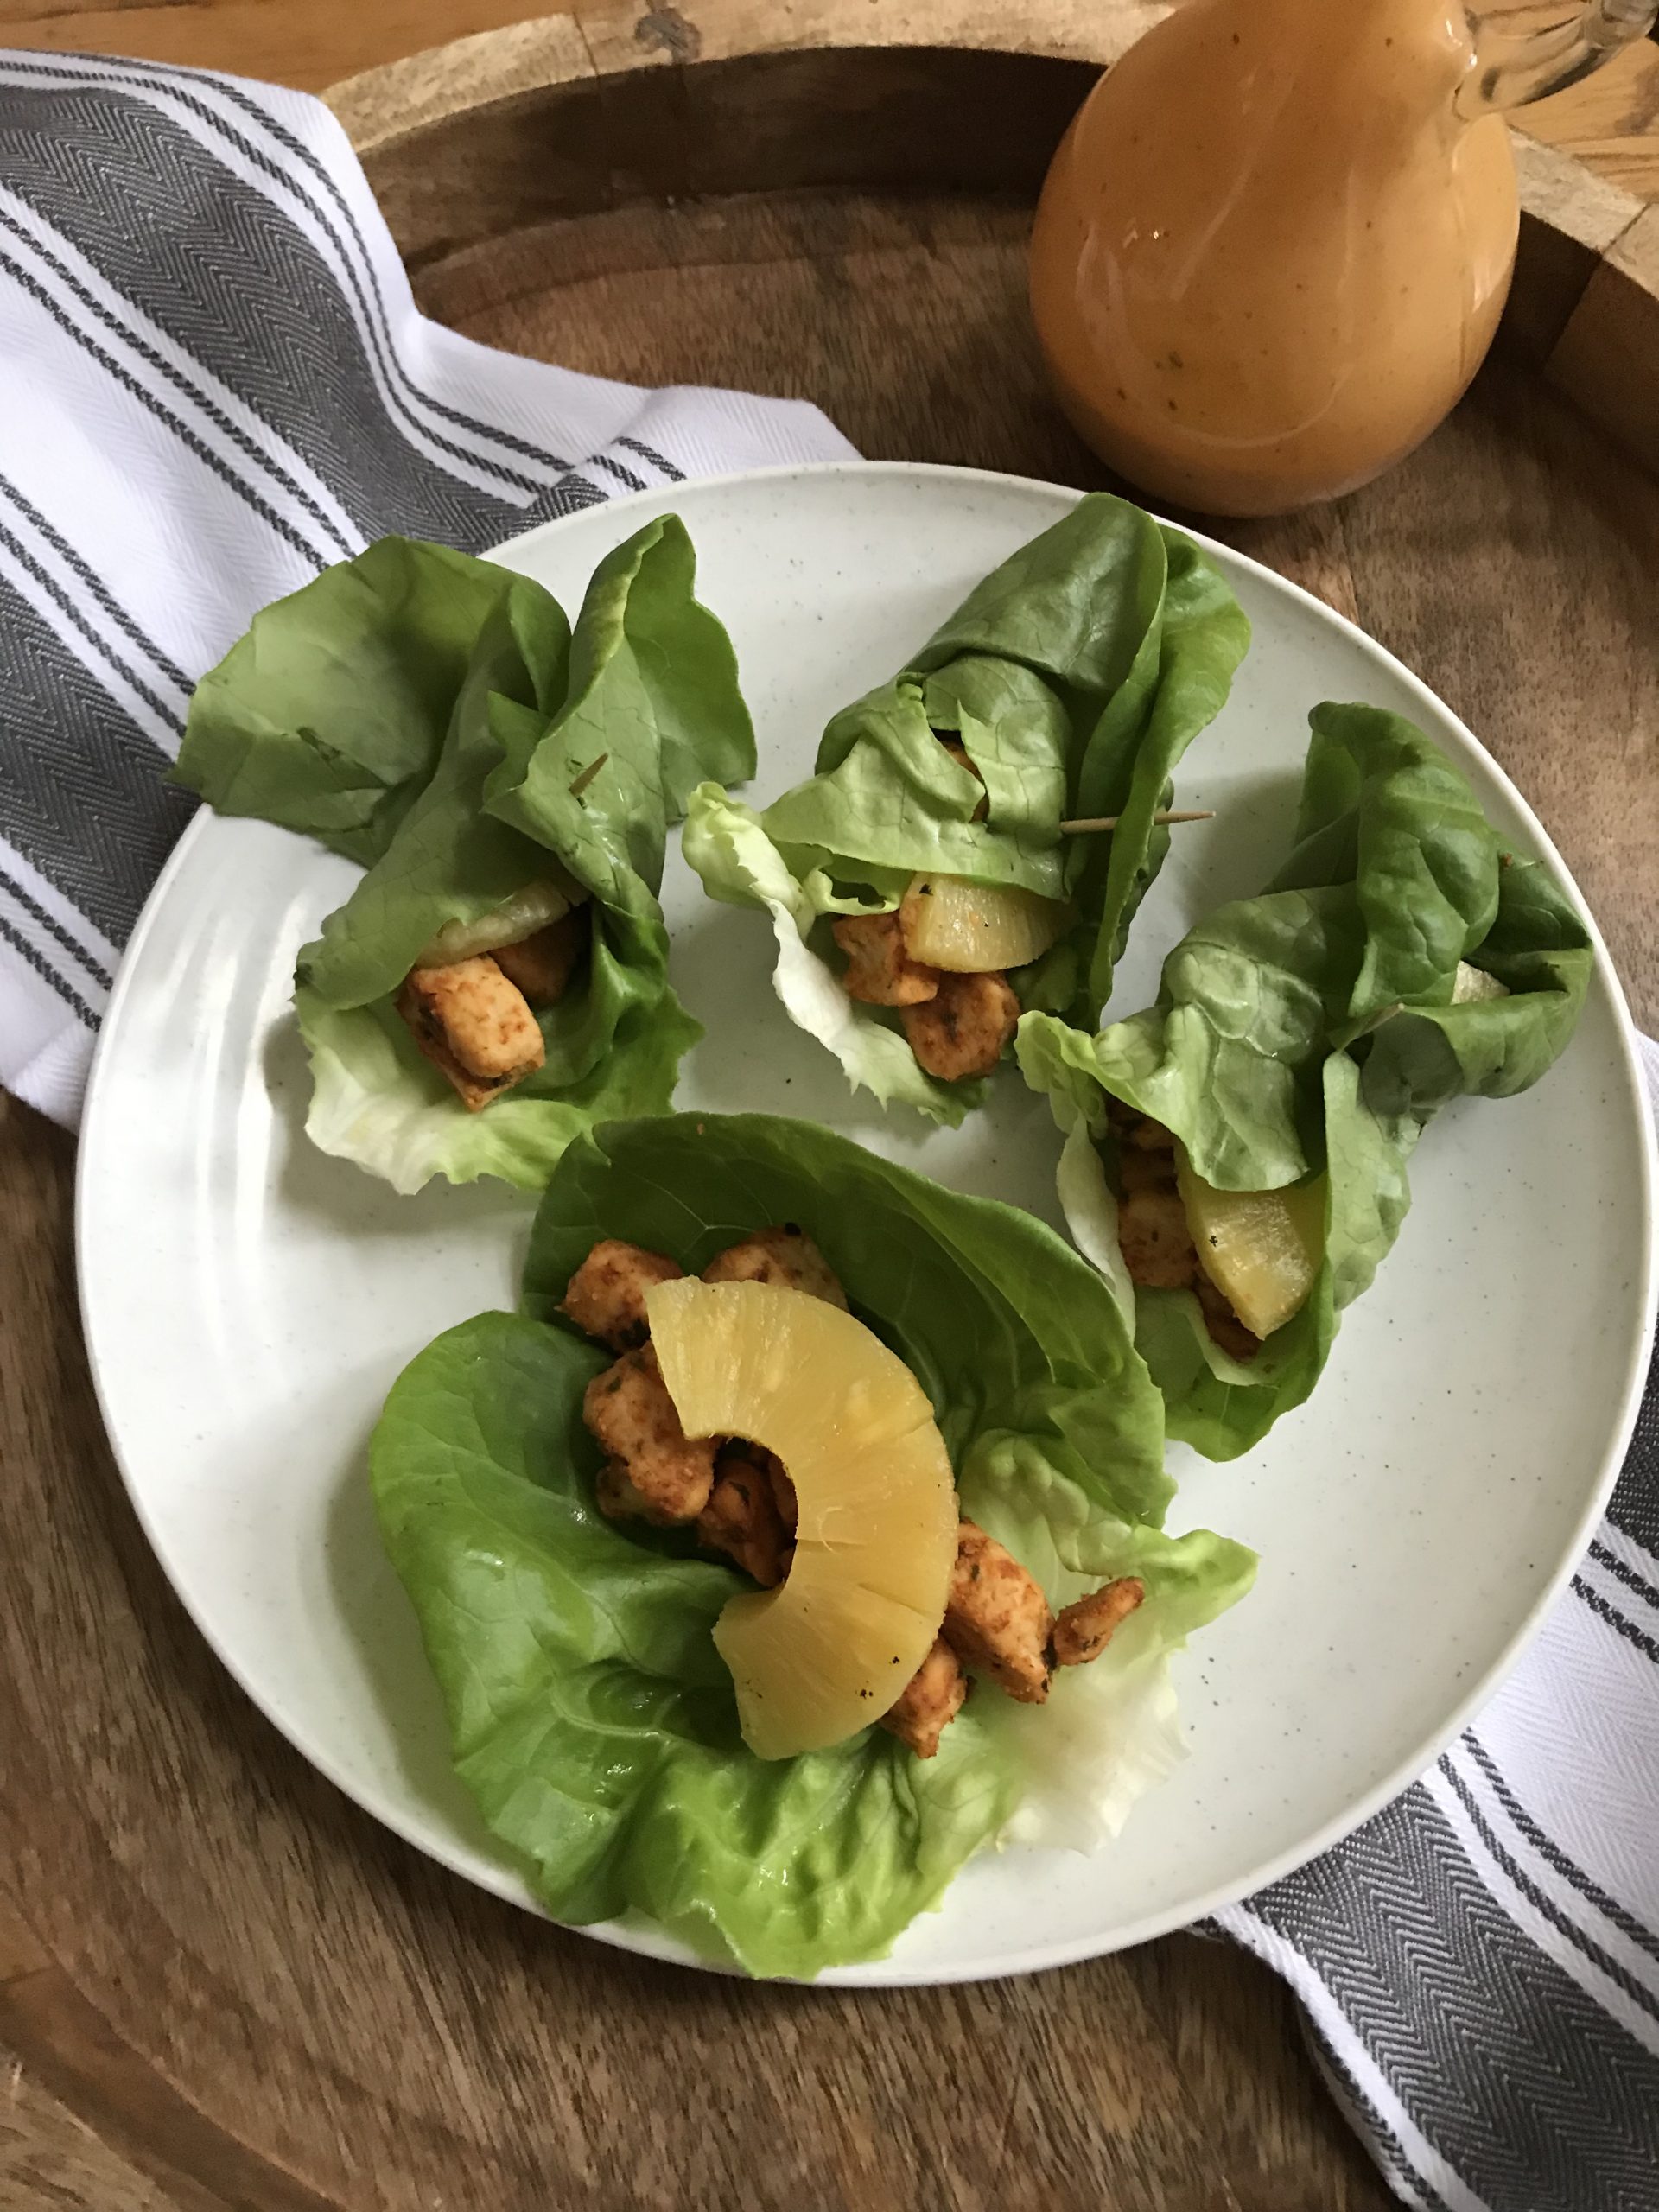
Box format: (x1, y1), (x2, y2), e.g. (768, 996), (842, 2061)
(1116, 1185), (1199, 1291)
(562, 1238), (683, 1351)
(880, 1637), (968, 1758)
(492, 910), (588, 1007)
(943, 1519), (1052, 1705)
(937, 738), (988, 823)
(582, 1347), (715, 1524)
(1108, 1110), (1256, 1357)
(697, 1445), (791, 1587)
(1052, 1579), (1146, 1668)
(832, 911), (940, 1007)
(1108, 1103), (1177, 1153)
(902, 969), (1020, 1083)
(702, 1225), (849, 1311)
(397, 956), (545, 1110)
(766, 1452), (798, 1534)
(1196, 1274), (1260, 1363)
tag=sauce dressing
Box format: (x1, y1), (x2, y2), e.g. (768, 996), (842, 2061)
(1029, 0), (1571, 513)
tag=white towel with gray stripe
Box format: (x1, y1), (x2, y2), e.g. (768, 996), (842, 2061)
(1, 54), (1655, 2212)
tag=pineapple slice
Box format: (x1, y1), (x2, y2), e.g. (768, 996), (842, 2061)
(1452, 960), (1509, 1005)
(416, 871), (587, 969)
(898, 873), (1071, 973)
(645, 1279), (958, 1760)
(1176, 1162), (1326, 1341)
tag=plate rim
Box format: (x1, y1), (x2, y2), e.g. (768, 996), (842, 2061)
(76, 458), (1659, 1987)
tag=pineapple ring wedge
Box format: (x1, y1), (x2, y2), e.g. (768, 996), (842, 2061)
(898, 872), (1072, 973)
(645, 1279), (958, 1760)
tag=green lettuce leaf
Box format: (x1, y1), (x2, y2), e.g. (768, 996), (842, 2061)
(1018, 705), (1589, 1457)
(180, 522), (753, 1192)
(175, 537), (538, 867)
(1358, 857), (1593, 1118)
(372, 1114), (1255, 1976)
(1128, 1055), (1420, 1459)
(682, 496), (1249, 1122)
(680, 785), (981, 1127)
(1272, 702), (1501, 1026)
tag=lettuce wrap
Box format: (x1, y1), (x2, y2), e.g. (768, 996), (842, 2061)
(1019, 703), (1593, 1459)
(175, 522), (754, 1192)
(369, 1113), (1255, 1977)
(683, 494), (1249, 1125)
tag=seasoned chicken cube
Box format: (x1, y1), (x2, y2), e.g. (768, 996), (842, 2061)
(1117, 1143), (1175, 1194)
(1109, 1104), (1177, 1151)
(1052, 1578), (1146, 1668)
(766, 1450), (798, 1534)
(901, 970), (1020, 1083)
(561, 1238), (683, 1351)
(942, 1519), (1052, 1705)
(1117, 1185), (1199, 1291)
(492, 910), (588, 1007)
(1196, 1274), (1260, 1363)
(937, 737), (988, 823)
(697, 1446), (791, 1586)
(397, 956), (545, 1110)
(702, 1225), (848, 1311)
(832, 911), (940, 1007)
(582, 1347), (715, 1524)
(880, 1637), (968, 1758)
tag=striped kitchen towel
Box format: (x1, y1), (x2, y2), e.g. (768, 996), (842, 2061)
(0, 54), (1654, 2212)
(0, 48), (853, 1122)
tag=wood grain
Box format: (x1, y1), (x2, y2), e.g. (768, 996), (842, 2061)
(2, 0), (1656, 200)
(1, 6), (1656, 2211)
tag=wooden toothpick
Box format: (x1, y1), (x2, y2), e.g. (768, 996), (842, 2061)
(1059, 808), (1216, 835)
(568, 752), (608, 799)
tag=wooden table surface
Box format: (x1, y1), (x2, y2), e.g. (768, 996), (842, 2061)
(0, 0), (1655, 192)
(1, 6), (1656, 2212)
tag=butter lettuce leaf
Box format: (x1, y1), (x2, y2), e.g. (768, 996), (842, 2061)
(372, 1113), (1254, 1976)
(1019, 706), (1589, 1458)
(683, 496), (1249, 1121)
(179, 521), (752, 1192)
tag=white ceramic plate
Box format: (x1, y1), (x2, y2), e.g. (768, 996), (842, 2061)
(79, 463), (1656, 1986)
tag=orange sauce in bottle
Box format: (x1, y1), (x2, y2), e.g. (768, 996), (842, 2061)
(1029, 0), (1521, 514)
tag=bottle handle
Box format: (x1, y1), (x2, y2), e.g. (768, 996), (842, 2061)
(1457, 0), (1658, 117)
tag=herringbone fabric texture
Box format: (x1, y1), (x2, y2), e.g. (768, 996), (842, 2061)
(1, 54), (1655, 2212)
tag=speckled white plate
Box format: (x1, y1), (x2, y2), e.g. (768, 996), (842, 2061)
(78, 463), (1656, 1986)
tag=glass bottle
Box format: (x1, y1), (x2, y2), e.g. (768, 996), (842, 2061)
(1028, 0), (1657, 516)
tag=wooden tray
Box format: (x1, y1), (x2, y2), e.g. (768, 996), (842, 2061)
(3, 7), (1656, 2209)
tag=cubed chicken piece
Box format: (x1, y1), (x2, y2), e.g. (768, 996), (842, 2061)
(1117, 1143), (1176, 1195)
(1116, 1185), (1199, 1291)
(697, 1446), (791, 1586)
(766, 1451), (798, 1534)
(901, 970), (1020, 1083)
(943, 1519), (1052, 1705)
(880, 1637), (968, 1758)
(937, 737), (988, 823)
(492, 910), (588, 1007)
(1052, 1579), (1146, 1669)
(832, 911), (940, 1007)
(1196, 1274), (1260, 1363)
(1107, 1103), (1177, 1152)
(582, 1347), (715, 1524)
(397, 957), (545, 1110)
(561, 1238), (683, 1351)
(702, 1225), (848, 1311)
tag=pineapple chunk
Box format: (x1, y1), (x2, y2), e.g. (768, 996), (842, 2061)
(1176, 1162), (1325, 1342)
(1452, 960), (1509, 1005)
(898, 873), (1071, 973)
(416, 872), (586, 969)
(645, 1279), (957, 1760)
